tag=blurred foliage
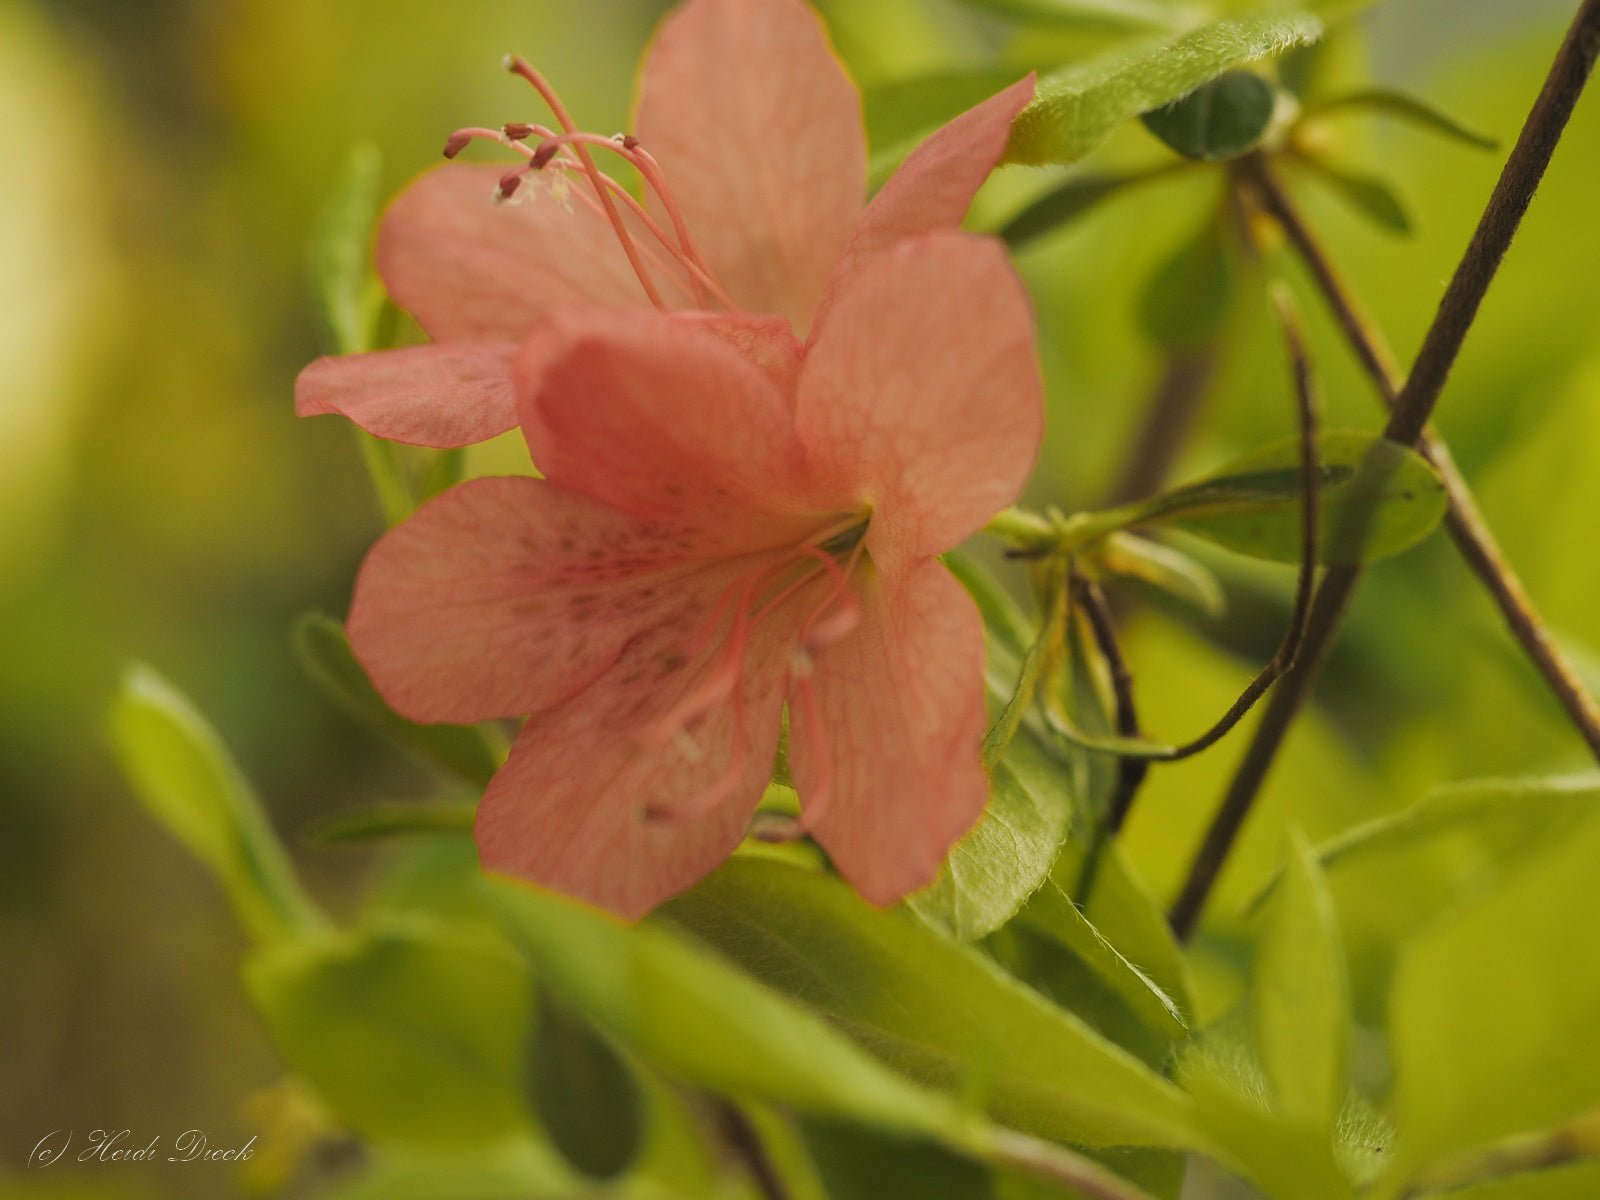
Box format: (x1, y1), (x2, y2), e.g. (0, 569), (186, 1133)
(3, 0), (1599, 1196)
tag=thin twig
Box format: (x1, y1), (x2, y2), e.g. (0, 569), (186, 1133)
(711, 1101), (790, 1200)
(1075, 576), (1148, 835)
(1242, 156), (1600, 761)
(1170, 0), (1600, 942)
(1046, 293), (1321, 767)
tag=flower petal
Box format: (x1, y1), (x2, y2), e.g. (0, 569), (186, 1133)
(516, 308), (817, 546)
(476, 572), (798, 919)
(816, 74), (1035, 324)
(375, 163), (682, 342)
(788, 558), (990, 905)
(796, 231), (1044, 568)
(348, 476), (719, 725)
(635, 0), (865, 331)
(295, 343), (518, 447)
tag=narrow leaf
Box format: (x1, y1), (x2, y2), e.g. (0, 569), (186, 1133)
(527, 988), (645, 1180)
(1130, 430), (1447, 565)
(1387, 814), (1600, 1176)
(663, 858), (1206, 1151)
(305, 800), (477, 846)
(1001, 170), (1168, 249)
(489, 878), (961, 1140)
(1306, 88), (1498, 150)
(311, 143), (384, 355)
(109, 662), (323, 942)
(1297, 156), (1413, 235)
(1095, 531), (1226, 618)
(1252, 831), (1348, 1132)
(294, 611), (502, 787)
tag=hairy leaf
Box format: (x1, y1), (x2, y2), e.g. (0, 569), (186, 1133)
(664, 858), (1205, 1151)
(1006, 12), (1324, 165)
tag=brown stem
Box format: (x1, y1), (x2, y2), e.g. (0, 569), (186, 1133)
(1243, 156), (1600, 761)
(1075, 576), (1148, 835)
(711, 1101), (790, 1200)
(1170, 0), (1600, 942)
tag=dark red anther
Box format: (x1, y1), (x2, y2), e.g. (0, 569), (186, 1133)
(503, 122), (535, 141)
(495, 169), (524, 201)
(530, 140), (562, 170)
(442, 131), (473, 159)
(621, 134), (641, 151)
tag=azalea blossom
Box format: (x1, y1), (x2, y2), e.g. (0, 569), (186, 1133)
(347, 229), (1042, 916)
(294, 0), (1034, 447)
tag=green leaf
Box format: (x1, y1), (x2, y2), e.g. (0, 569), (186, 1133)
(527, 989), (645, 1180)
(305, 799), (477, 846)
(944, 550), (1034, 661)
(1006, 12), (1324, 165)
(1179, 1042), (1357, 1200)
(1001, 169), (1174, 250)
(294, 611), (502, 787)
(245, 916), (534, 1146)
(1053, 837), (1195, 1023)
(1252, 831), (1347, 1132)
(909, 729), (1077, 943)
(311, 142), (384, 356)
(1297, 156), (1413, 235)
(662, 858), (1205, 1151)
(1011, 879), (1187, 1064)
(1386, 812), (1600, 1176)
(1253, 776), (1600, 1026)
(1133, 430), (1447, 565)
(109, 662), (323, 943)
(1139, 215), (1238, 349)
(1095, 532), (1227, 618)
(1141, 71), (1278, 161)
(489, 878), (961, 1140)
(1304, 88), (1498, 151)
(804, 1122), (994, 1200)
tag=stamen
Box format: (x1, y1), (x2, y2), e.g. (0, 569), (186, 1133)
(504, 53), (668, 309)
(527, 131), (735, 308)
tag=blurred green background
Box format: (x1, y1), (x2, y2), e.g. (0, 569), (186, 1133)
(1, 0), (1593, 1195)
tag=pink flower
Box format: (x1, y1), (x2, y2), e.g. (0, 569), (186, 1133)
(294, 0), (1034, 449)
(350, 229), (1042, 917)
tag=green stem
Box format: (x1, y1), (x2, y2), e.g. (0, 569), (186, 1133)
(354, 428), (414, 526)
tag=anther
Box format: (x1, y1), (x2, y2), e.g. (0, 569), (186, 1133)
(622, 135), (641, 151)
(530, 140), (563, 170)
(494, 169), (525, 203)
(503, 122), (535, 142)
(442, 131), (473, 159)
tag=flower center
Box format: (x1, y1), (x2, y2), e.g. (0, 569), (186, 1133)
(443, 55), (735, 312)
(641, 514), (871, 827)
